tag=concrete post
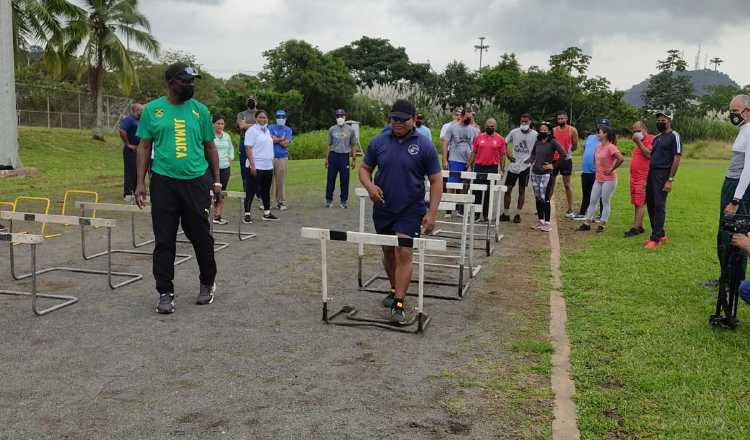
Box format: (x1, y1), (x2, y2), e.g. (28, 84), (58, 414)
(0, 0), (21, 169)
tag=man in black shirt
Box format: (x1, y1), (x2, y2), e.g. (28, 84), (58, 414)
(645, 110), (682, 249)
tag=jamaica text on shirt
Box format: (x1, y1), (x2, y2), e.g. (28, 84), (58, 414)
(174, 118), (188, 158)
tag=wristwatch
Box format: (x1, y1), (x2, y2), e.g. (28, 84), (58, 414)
(731, 199), (740, 206)
(668, 177), (674, 182)
(213, 182), (223, 188)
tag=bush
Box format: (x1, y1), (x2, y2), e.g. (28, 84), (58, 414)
(673, 117), (736, 143)
(288, 126), (386, 160)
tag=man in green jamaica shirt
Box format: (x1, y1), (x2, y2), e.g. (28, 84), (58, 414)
(135, 63), (223, 314)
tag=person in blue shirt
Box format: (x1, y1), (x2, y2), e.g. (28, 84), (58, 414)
(118, 103), (143, 200)
(574, 118), (608, 220)
(415, 113), (432, 140)
(269, 109), (293, 210)
(360, 99), (443, 325)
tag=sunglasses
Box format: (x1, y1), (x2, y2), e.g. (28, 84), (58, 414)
(390, 115), (411, 123)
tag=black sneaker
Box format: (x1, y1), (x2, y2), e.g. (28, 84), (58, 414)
(596, 224), (605, 233)
(262, 212), (279, 221)
(155, 293), (175, 314)
(623, 227), (644, 238)
(512, 214), (521, 224)
(389, 300), (409, 325)
(499, 214), (510, 222)
(577, 223), (591, 231)
(242, 212), (253, 224)
(197, 283), (215, 305)
(382, 290), (396, 308)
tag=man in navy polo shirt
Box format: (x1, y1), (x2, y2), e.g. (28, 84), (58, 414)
(360, 99), (443, 325)
(119, 103), (143, 200)
(645, 110), (682, 249)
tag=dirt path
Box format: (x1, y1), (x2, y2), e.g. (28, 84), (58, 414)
(0, 188), (553, 439)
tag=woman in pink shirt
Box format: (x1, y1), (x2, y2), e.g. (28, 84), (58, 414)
(578, 126), (625, 232)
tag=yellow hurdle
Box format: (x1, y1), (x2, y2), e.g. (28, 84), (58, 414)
(61, 190), (99, 218)
(12, 196), (62, 239)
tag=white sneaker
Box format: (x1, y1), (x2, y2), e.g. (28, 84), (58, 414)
(531, 221), (543, 230)
(565, 211), (576, 219)
(278, 203), (288, 211)
(539, 223), (552, 232)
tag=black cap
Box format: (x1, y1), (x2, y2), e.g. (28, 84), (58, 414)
(165, 63), (202, 81)
(389, 99), (416, 119)
(416, 113), (424, 120)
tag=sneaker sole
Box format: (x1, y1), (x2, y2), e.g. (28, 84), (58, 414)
(196, 295), (214, 305)
(261, 217), (279, 221)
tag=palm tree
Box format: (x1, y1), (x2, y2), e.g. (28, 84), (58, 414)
(61, 0), (159, 140)
(10, 0), (81, 70)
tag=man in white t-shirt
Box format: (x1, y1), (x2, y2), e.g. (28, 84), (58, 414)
(501, 113), (538, 223)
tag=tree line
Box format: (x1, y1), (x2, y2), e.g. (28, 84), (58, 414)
(12, 0), (745, 138)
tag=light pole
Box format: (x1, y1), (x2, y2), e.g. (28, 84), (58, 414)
(474, 37), (489, 70)
(0, 0), (21, 169)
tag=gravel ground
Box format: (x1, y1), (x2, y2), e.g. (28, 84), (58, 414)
(0, 189), (549, 440)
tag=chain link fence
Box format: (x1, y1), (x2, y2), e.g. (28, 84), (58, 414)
(15, 83), (133, 131)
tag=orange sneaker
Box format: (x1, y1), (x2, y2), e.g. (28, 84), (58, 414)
(645, 240), (660, 249)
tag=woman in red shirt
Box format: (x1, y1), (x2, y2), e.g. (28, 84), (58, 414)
(625, 120), (655, 237)
(578, 126), (625, 232)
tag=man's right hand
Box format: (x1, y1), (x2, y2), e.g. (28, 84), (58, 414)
(731, 233), (750, 252)
(367, 185), (385, 203)
(442, 159), (449, 170)
(250, 166), (257, 177)
(324, 160), (329, 169)
(135, 184), (147, 209)
(725, 203), (739, 216)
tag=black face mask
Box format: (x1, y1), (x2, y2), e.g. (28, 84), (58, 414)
(463, 118), (471, 125)
(538, 133), (549, 141)
(247, 100), (256, 110)
(656, 122), (668, 133)
(415, 120), (423, 127)
(174, 83), (195, 102)
(730, 112), (745, 127)
(485, 127), (495, 135)
(557, 121), (566, 127)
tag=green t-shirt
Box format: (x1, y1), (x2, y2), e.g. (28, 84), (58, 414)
(136, 96), (213, 180)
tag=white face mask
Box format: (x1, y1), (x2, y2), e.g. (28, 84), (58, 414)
(520, 124), (530, 132)
(276, 119), (286, 126)
(336, 117), (345, 126)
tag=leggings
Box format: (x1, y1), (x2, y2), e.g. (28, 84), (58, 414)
(585, 179), (617, 222)
(245, 168), (273, 212)
(531, 172), (553, 222)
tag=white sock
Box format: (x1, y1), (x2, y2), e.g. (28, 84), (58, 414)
(264, 210), (270, 215)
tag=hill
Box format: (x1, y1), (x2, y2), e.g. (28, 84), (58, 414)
(623, 69), (740, 107)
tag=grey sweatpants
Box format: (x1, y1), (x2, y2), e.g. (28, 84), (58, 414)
(585, 179), (617, 222)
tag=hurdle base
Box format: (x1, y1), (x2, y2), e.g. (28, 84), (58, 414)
(0, 289), (79, 316)
(212, 229), (257, 241)
(13, 266), (143, 290)
(360, 274), (470, 301)
(323, 304), (430, 334)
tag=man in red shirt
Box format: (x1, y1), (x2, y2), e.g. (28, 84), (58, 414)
(467, 118), (506, 221)
(551, 112), (579, 218)
(625, 120), (655, 237)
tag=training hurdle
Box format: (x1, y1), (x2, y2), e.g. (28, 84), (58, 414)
(12, 196), (62, 239)
(212, 191), (257, 241)
(1, 211), (143, 291)
(76, 202), (193, 266)
(355, 188), (478, 300)
(302, 227), (447, 334)
(0, 202), (13, 231)
(0, 232), (79, 316)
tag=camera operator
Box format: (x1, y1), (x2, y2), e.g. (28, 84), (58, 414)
(718, 95), (750, 284)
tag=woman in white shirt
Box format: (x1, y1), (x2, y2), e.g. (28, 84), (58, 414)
(243, 110), (278, 222)
(212, 114), (234, 225)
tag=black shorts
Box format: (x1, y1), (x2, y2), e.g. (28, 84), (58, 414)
(505, 168), (530, 188)
(373, 207), (424, 238)
(219, 167), (231, 189)
(553, 158), (573, 177)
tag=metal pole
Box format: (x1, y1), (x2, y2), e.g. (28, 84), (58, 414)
(0, 0), (21, 169)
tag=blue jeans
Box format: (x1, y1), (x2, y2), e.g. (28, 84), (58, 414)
(326, 152), (350, 203)
(740, 280), (750, 305)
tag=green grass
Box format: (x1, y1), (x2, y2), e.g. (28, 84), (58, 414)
(562, 161), (750, 439)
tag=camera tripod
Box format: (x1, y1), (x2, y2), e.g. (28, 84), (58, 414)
(710, 243), (743, 329)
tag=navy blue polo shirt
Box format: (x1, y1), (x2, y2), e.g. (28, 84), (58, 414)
(363, 129), (441, 215)
(119, 115), (140, 146)
(649, 131), (682, 170)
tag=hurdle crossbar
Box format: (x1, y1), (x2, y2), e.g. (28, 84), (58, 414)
(302, 227), (445, 334)
(1, 211), (143, 290)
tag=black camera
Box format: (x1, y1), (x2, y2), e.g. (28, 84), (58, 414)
(719, 214), (750, 235)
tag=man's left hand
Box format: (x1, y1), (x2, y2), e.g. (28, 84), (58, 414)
(213, 183), (223, 204)
(422, 212), (437, 235)
(731, 233), (750, 251)
(663, 181), (673, 193)
(725, 203), (739, 216)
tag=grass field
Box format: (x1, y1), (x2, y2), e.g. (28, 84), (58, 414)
(560, 161), (750, 439)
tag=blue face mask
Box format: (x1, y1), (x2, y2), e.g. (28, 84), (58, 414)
(276, 119), (286, 126)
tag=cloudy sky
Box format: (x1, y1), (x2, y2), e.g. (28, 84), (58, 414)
(139, 0), (749, 91)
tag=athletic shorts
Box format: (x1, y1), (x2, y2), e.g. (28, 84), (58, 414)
(373, 207), (424, 238)
(553, 158), (573, 177)
(629, 172), (647, 206)
(448, 161), (467, 183)
(219, 167), (231, 190)
(505, 168), (530, 188)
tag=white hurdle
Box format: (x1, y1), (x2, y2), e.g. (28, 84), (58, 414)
(355, 187), (478, 300)
(214, 191), (257, 241)
(301, 227), (446, 334)
(0, 232), (80, 316)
